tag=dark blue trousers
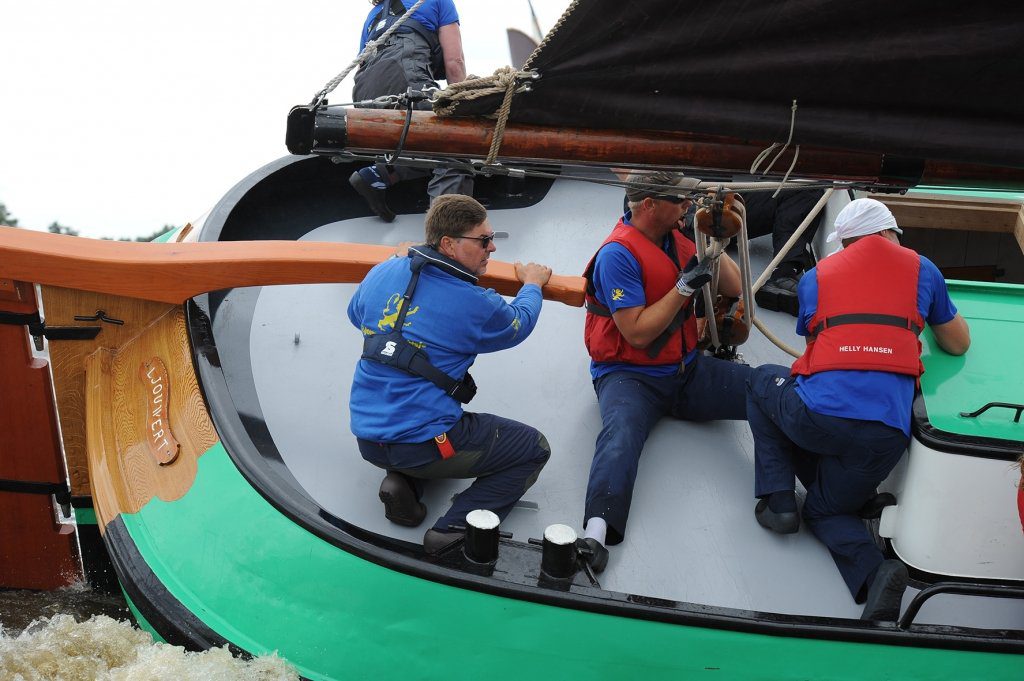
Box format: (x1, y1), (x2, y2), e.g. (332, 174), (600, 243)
(360, 412), (550, 533)
(586, 354), (751, 545)
(746, 364), (908, 600)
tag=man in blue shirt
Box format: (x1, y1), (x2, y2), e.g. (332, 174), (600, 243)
(580, 172), (753, 572)
(747, 198), (971, 621)
(349, 0), (471, 222)
(349, 193), (553, 553)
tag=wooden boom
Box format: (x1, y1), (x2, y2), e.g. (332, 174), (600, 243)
(298, 108), (1024, 190)
(0, 227), (585, 307)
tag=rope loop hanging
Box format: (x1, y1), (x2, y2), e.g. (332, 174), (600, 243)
(749, 100), (801, 196)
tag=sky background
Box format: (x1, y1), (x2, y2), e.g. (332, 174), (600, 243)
(0, 1), (569, 240)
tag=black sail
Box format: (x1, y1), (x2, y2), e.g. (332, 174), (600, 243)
(508, 0), (1024, 169)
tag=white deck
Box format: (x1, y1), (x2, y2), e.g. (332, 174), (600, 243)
(238, 173), (1023, 628)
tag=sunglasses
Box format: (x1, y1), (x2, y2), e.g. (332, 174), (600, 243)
(455, 233), (497, 248)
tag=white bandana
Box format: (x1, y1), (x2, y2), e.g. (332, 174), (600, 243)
(826, 198), (903, 243)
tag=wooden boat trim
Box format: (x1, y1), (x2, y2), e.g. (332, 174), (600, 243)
(84, 306), (217, 528)
(872, 193), (1024, 253)
(0, 227), (585, 307)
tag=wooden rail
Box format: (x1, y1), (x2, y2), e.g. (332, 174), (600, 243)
(0, 227), (586, 307)
(872, 193), (1024, 253)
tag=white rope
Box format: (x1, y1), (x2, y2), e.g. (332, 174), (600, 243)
(750, 100), (799, 176)
(754, 317), (801, 358)
(312, 0), (428, 106)
(522, 0), (580, 70)
(771, 145), (801, 199)
(751, 188), (833, 293)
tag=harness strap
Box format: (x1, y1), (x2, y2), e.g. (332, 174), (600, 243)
(362, 254), (477, 403)
(367, 0), (445, 78)
(645, 307), (689, 359)
(434, 432), (456, 459)
(810, 313), (923, 337)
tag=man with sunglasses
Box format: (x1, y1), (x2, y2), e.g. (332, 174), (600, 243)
(348, 194), (553, 554)
(579, 172), (753, 572)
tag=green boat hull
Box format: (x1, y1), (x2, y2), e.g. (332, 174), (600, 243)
(111, 442), (1019, 680)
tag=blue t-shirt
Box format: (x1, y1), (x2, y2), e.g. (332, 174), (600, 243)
(794, 253), (957, 435)
(348, 255), (542, 443)
(359, 0), (460, 51)
(589, 213), (697, 380)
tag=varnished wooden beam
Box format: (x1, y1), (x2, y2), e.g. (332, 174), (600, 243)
(335, 109), (1024, 190)
(0, 227), (586, 307)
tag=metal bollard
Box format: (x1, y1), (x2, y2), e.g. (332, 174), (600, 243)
(541, 524), (578, 579)
(463, 509), (500, 563)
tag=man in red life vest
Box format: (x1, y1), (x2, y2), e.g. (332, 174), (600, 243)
(579, 172), (752, 572)
(747, 198), (970, 621)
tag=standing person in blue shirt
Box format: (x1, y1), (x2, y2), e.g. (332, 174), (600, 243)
(579, 172), (752, 573)
(747, 198), (970, 621)
(349, 0), (472, 222)
(348, 193), (553, 554)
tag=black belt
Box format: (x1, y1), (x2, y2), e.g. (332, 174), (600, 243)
(811, 313), (922, 336)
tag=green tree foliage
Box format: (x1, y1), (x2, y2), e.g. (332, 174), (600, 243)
(2, 200), (174, 241)
(47, 221), (80, 237)
(0, 202), (19, 227)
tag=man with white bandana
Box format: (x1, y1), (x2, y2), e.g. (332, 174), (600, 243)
(745, 198), (970, 621)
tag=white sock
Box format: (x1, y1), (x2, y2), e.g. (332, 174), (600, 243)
(584, 517), (607, 546)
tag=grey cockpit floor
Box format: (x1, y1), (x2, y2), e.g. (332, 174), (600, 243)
(242, 174), (1023, 628)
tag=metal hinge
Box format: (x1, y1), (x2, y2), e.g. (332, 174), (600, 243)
(0, 310), (106, 350)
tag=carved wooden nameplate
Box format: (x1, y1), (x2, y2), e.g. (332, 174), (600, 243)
(139, 357), (180, 465)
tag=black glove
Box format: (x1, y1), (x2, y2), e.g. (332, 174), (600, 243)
(675, 255), (713, 297)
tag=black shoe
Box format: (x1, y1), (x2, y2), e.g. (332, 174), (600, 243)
(349, 170), (396, 222)
(423, 528), (465, 555)
(754, 270), (801, 317)
(576, 538), (609, 574)
(755, 497), (800, 534)
(859, 492), (897, 520)
(860, 560), (908, 622)
(379, 472), (426, 527)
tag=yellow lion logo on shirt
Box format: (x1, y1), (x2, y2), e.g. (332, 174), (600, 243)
(377, 293), (419, 332)
(611, 288), (626, 302)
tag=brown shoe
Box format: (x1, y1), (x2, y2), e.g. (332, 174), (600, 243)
(379, 472), (426, 527)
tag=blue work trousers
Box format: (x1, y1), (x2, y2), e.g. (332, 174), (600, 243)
(360, 412), (550, 533)
(746, 364), (909, 600)
(586, 354), (752, 545)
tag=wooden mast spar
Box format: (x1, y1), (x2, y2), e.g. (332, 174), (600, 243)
(288, 108), (1024, 190)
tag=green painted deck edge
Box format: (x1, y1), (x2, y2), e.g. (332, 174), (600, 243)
(910, 186), (1024, 202)
(75, 507), (97, 525)
(117, 443), (1020, 680)
(920, 280), (1024, 441)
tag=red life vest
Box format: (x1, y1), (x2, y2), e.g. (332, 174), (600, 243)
(791, 235), (925, 378)
(1018, 480), (1024, 535)
(583, 220), (699, 366)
